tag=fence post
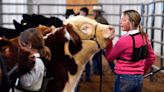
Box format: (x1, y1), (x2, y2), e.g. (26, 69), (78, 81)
(140, 3), (145, 26)
(160, 2), (164, 68)
(0, 0), (2, 26)
(150, 1), (155, 49)
(119, 5), (122, 38)
(100, 4), (103, 12)
(145, 3), (149, 33)
(27, 0), (33, 14)
(150, 0), (156, 82)
(37, 4), (40, 14)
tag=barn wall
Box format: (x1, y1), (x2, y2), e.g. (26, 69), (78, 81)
(32, 0), (66, 20)
(66, 0), (97, 18)
(2, 0), (27, 28)
(1, 0), (66, 28)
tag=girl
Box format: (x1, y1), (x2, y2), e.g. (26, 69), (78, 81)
(16, 28), (50, 92)
(105, 10), (156, 92)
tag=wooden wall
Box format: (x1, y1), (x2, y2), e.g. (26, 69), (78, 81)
(66, 0), (97, 16)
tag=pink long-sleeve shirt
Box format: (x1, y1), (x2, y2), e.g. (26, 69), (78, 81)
(105, 29), (156, 75)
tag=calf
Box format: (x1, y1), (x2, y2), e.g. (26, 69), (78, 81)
(0, 38), (35, 91)
(43, 16), (115, 92)
(0, 27), (20, 39)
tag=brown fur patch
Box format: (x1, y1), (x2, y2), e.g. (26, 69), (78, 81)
(66, 24), (82, 55)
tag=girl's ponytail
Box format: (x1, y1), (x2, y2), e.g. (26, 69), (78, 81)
(138, 25), (146, 36)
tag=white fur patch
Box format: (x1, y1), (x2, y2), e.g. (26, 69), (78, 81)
(43, 27), (61, 39)
(64, 29), (71, 40)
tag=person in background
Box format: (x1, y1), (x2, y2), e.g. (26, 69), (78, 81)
(105, 10), (156, 92)
(16, 28), (50, 92)
(92, 6), (109, 25)
(79, 7), (89, 16)
(92, 5), (115, 75)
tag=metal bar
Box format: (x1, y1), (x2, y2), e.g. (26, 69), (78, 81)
(0, 0), (2, 27)
(0, 13), (65, 16)
(106, 13), (164, 17)
(27, 0), (33, 14)
(149, 0), (156, 82)
(156, 54), (164, 59)
(119, 5), (122, 38)
(145, 4), (149, 33)
(0, 13), (27, 15)
(144, 67), (164, 78)
(141, 3), (145, 26)
(148, 14), (164, 16)
(103, 14), (120, 16)
(39, 3), (100, 6)
(0, 23), (13, 25)
(151, 39), (164, 45)
(150, 1), (156, 48)
(0, 0), (163, 7)
(143, 26), (164, 30)
(0, 3), (37, 5)
(110, 24), (120, 27)
(160, 2), (164, 68)
(37, 4), (40, 14)
(101, 1), (162, 6)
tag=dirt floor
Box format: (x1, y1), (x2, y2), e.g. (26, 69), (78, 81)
(79, 57), (164, 92)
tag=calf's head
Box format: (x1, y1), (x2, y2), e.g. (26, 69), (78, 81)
(0, 38), (35, 76)
(64, 16), (115, 49)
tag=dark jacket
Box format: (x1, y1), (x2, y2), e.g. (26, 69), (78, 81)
(95, 16), (109, 25)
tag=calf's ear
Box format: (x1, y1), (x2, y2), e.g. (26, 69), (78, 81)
(13, 20), (21, 31)
(22, 14), (32, 21)
(66, 24), (82, 55)
(0, 39), (12, 57)
(0, 46), (11, 57)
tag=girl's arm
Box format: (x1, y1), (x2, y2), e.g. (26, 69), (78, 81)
(105, 37), (127, 62)
(144, 38), (156, 73)
(19, 58), (45, 87)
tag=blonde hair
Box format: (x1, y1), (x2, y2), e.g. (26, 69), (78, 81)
(19, 28), (51, 60)
(123, 10), (146, 36)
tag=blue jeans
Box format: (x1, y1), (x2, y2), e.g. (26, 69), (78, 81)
(114, 74), (143, 92)
(92, 51), (101, 74)
(85, 62), (91, 81)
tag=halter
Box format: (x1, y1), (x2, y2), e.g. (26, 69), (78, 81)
(89, 24), (101, 49)
(82, 23), (103, 92)
(90, 24), (105, 92)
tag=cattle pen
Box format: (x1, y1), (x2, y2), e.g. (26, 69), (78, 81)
(0, 0), (164, 92)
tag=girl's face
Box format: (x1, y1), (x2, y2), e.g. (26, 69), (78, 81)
(120, 14), (132, 31)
